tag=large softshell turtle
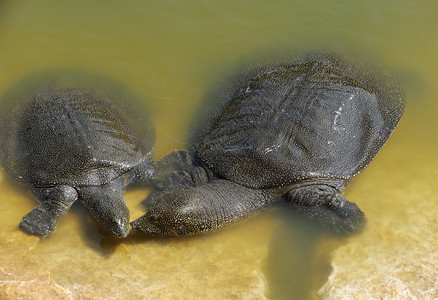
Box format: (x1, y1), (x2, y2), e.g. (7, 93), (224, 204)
(131, 53), (405, 236)
(1, 86), (155, 238)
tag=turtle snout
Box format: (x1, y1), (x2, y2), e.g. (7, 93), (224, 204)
(107, 217), (130, 238)
(130, 214), (164, 236)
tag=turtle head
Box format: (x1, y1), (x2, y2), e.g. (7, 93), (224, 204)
(81, 187), (131, 238)
(98, 211), (130, 238)
(130, 210), (182, 236)
(130, 190), (208, 236)
(91, 199), (130, 238)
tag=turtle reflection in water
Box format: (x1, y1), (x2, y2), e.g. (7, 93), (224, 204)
(131, 53), (405, 236)
(0, 87), (155, 238)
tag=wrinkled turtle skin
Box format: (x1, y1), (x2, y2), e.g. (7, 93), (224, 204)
(0, 87), (155, 238)
(131, 53), (405, 236)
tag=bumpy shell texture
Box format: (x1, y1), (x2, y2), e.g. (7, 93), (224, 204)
(3, 88), (152, 186)
(195, 53), (405, 189)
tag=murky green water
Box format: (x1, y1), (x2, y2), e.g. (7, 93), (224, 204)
(1, 1), (437, 299)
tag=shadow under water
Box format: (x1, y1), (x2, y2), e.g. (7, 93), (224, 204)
(263, 205), (350, 300)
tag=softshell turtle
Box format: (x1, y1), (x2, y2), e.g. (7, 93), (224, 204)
(0, 87), (155, 237)
(131, 53), (405, 236)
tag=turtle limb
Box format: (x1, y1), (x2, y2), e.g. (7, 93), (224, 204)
(80, 176), (130, 238)
(153, 150), (211, 188)
(19, 185), (78, 237)
(131, 179), (280, 236)
(286, 184), (365, 234)
(144, 150), (213, 208)
(129, 154), (155, 184)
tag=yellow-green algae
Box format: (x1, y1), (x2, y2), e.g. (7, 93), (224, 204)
(1, 1), (437, 299)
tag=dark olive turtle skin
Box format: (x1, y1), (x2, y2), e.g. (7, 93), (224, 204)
(1, 88), (155, 238)
(131, 53), (405, 236)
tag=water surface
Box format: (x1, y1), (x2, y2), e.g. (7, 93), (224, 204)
(0, 1), (437, 299)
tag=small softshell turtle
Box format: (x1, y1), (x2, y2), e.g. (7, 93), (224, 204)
(131, 53), (405, 236)
(1, 87), (155, 238)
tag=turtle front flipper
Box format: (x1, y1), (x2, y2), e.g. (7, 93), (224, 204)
(80, 176), (130, 238)
(20, 185), (78, 237)
(286, 184), (366, 234)
(153, 150), (211, 189)
(131, 180), (280, 236)
(129, 154), (155, 184)
(143, 150), (212, 208)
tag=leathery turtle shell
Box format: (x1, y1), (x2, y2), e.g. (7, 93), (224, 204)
(194, 53), (405, 189)
(4, 88), (154, 187)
